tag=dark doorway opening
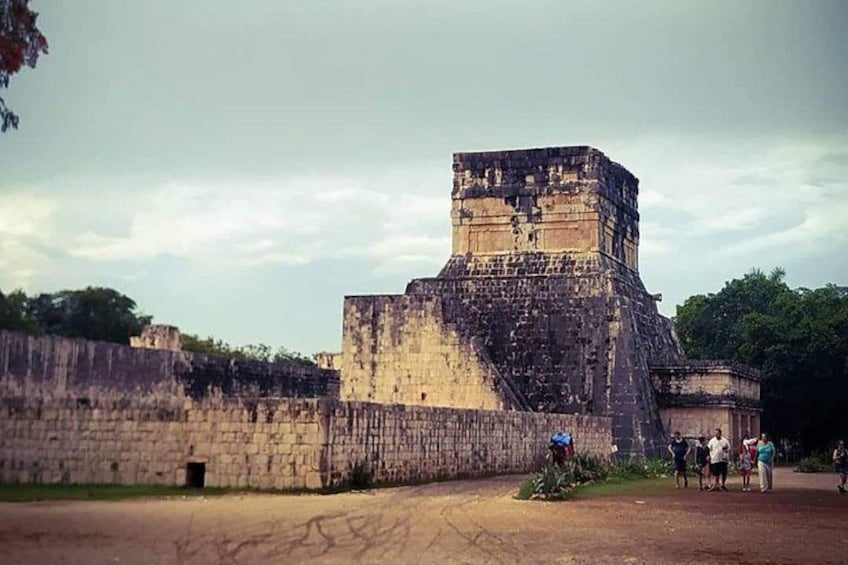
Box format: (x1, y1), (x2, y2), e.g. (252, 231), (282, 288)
(186, 462), (206, 488)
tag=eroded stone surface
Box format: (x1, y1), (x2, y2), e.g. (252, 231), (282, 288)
(341, 146), (686, 457)
(0, 330), (611, 487)
(651, 361), (762, 444)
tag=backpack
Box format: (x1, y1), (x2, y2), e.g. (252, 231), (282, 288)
(550, 433), (575, 459)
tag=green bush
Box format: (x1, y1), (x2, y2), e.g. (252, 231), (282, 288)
(795, 455), (829, 473)
(642, 458), (673, 478)
(609, 458), (645, 479)
(532, 465), (575, 499)
(520, 454), (674, 500)
(519, 454), (674, 500)
(570, 452), (610, 483)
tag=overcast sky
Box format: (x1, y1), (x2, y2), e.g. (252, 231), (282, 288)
(2, 0), (846, 355)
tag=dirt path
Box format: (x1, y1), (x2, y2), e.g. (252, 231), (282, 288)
(1, 468), (846, 564)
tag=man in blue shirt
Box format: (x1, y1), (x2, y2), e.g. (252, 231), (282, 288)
(757, 433), (776, 493)
(667, 431), (691, 488)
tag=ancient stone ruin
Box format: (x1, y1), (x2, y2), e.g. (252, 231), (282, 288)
(0, 145), (760, 489)
(0, 325), (610, 488)
(335, 146), (761, 457)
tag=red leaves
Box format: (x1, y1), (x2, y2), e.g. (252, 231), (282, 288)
(0, 0), (49, 75)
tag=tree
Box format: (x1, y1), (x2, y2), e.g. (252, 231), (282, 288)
(26, 287), (153, 344)
(14, 287), (152, 344)
(1, 285), (317, 364)
(674, 269), (848, 452)
(674, 268), (790, 360)
(182, 334), (315, 366)
(0, 0), (48, 132)
(0, 288), (36, 332)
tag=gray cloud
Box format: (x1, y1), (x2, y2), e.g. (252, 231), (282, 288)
(1, 1), (846, 352)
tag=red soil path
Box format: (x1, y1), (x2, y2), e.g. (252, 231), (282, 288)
(0, 467), (845, 564)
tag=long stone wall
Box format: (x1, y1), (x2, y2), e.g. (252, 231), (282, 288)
(0, 330), (339, 400)
(327, 402), (611, 486)
(0, 329), (612, 489)
(0, 396), (611, 488)
(0, 395), (327, 489)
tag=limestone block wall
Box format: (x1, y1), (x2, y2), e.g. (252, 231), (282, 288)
(659, 406), (760, 447)
(651, 364), (761, 401)
(451, 147), (640, 271)
(0, 395), (326, 489)
(341, 295), (526, 410)
(130, 324), (182, 351)
(405, 251), (683, 457)
(0, 330), (339, 401)
(0, 394), (612, 488)
(659, 406), (732, 440)
(0, 329), (612, 489)
(326, 402), (612, 486)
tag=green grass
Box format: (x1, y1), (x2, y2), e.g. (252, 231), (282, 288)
(569, 476), (669, 498)
(515, 474), (670, 501)
(516, 477), (536, 500)
(0, 483), (233, 503)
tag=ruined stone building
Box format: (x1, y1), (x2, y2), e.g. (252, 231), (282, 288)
(0, 326), (610, 488)
(0, 145), (759, 489)
(332, 146), (761, 457)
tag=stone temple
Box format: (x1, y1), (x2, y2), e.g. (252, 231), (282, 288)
(0, 145), (762, 489)
(332, 146), (761, 458)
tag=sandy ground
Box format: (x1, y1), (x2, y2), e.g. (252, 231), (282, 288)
(1, 468), (846, 564)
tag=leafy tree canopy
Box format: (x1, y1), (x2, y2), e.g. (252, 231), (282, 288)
(1, 286), (151, 344)
(0, 0), (48, 131)
(0, 286), (315, 365)
(181, 335), (315, 366)
(674, 268), (848, 452)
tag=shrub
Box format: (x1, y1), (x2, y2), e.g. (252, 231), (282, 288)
(532, 465), (575, 498)
(519, 454), (673, 500)
(609, 458), (646, 479)
(642, 458), (673, 478)
(570, 452), (609, 483)
(795, 455), (829, 473)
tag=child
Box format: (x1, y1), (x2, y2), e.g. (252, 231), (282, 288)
(694, 436), (710, 491)
(739, 442), (753, 491)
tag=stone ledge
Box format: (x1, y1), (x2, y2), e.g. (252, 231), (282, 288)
(651, 361), (763, 382)
(656, 392), (762, 410)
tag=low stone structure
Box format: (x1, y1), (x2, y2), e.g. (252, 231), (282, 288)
(651, 361), (762, 444)
(0, 331), (611, 488)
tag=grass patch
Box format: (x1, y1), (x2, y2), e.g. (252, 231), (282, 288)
(515, 474), (668, 501)
(0, 483), (233, 503)
(570, 476), (669, 498)
(515, 454), (674, 501)
(516, 477), (536, 500)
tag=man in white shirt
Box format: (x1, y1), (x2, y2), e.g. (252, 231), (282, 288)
(707, 428), (731, 491)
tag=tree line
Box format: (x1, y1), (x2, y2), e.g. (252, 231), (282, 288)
(0, 286), (314, 365)
(675, 268), (848, 453)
